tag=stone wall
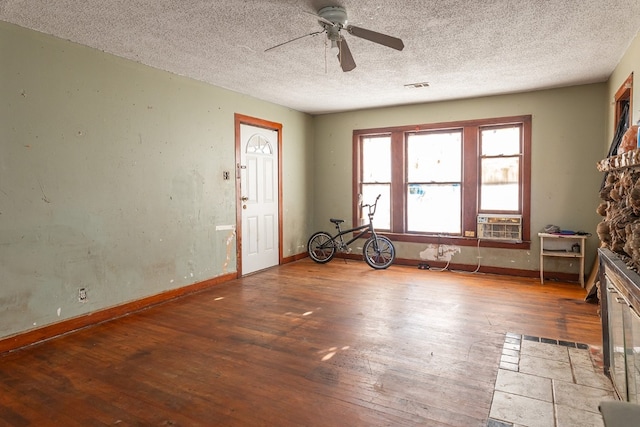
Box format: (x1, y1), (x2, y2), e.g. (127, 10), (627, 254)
(597, 150), (640, 270)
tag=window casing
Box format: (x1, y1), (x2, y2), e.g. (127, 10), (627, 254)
(353, 115), (531, 249)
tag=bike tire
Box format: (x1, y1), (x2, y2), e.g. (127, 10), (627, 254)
(363, 236), (395, 269)
(307, 231), (336, 264)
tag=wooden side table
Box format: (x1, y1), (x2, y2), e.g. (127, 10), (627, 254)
(538, 232), (587, 286)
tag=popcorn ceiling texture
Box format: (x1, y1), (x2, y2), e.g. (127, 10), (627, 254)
(1, 0), (640, 114)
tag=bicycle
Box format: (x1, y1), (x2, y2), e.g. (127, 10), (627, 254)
(307, 194), (396, 269)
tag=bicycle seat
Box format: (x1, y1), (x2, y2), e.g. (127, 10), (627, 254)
(330, 218), (344, 225)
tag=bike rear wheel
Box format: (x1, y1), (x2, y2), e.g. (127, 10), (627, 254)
(363, 236), (395, 269)
(307, 232), (336, 263)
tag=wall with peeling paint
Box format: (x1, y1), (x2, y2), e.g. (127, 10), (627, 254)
(0, 22), (314, 339)
(313, 85), (607, 276)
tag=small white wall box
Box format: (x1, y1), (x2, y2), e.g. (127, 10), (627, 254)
(477, 214), (522, 241)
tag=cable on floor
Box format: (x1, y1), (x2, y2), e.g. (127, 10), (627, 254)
(430, 238), (482, 274)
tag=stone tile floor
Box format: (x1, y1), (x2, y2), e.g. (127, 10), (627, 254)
(487, 333), (617, 427)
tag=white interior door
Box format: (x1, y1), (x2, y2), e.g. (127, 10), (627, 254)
(240, 123), (279, 275)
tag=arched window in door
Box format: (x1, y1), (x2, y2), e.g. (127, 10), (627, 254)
(246, 134), (273, 154)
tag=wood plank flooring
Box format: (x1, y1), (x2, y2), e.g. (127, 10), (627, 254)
(0, 259), (601, 426)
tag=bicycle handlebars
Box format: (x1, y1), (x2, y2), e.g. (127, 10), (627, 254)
(360, 194), (382, 217)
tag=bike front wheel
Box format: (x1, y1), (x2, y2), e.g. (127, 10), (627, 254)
(307, 232), (336, 264)
(363, 236), (395, 269)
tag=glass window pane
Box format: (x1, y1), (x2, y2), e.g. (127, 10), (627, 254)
(480, 157), (520, 211)
(246, 134), (273, 154)
(407, 184), (461, 234)
(363, 136), (391, 183)
(481, 127), (520, 156)
(362, 184), (390, 230)
(407, 131), (461, 182)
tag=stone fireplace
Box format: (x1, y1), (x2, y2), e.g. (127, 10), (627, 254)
(597, 150), (640, 402)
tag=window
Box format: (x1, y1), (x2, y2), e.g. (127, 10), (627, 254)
(406, 130), (462, 234)
(361, 135), (391, 229)
(479, 125), (521, 212)
(353, 115), (531, 248)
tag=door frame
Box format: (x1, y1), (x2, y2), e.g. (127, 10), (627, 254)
(234, 113), (283, 277)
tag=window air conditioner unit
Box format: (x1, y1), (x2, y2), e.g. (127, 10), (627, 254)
(477, 214), (522, 242)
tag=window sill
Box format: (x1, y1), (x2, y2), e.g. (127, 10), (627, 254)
(378, 232), (531, 250)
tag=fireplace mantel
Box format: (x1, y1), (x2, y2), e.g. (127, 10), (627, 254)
(597, 149), (640, 172)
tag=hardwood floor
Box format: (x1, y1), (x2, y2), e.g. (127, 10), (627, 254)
(0, 259), (601, 426)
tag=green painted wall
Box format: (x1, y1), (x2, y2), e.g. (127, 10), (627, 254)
(2, 18), (636, 340)
(313, 85), (607, 275)
(0, 22), (314, 339)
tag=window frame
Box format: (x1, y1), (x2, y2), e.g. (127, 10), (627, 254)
(352, 115), (532, 249)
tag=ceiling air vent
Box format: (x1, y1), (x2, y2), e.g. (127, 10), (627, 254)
(404, 82), (430, 88)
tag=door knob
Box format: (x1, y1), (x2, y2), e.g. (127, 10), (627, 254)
(241, 196), (249, 202)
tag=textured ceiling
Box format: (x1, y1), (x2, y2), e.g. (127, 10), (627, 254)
(2, 1), (640, 114)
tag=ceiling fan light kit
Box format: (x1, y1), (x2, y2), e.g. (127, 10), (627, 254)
(265, 5), (404, 72)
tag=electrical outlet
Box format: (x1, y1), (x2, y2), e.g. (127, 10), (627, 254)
(464, 230), (475, 237)
(78, 288), (87, 302)
(223, 171), (230, 180)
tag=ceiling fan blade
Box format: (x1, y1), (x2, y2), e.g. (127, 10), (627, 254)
(265, 30), (324, 52)
(346, 25), (404, 51)
(337, 37), (356, 72)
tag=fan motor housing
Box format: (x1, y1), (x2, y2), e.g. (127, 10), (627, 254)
(318, 6), (347, 27)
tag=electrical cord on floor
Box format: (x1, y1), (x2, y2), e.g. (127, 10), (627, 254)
(429, 258), (451, 272)
(431, 238), (482, 274)
(429, 235), (450, 272)
(450, 238), (482, 274)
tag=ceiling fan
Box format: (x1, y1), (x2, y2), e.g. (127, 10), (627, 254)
(265, 6), (404, 72)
